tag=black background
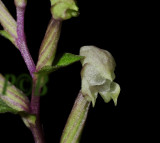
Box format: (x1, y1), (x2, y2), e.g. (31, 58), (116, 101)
(0, 0), (154, 143)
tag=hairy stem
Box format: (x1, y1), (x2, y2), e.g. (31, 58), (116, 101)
(30, 75), (46, 143)
(31, 76), (40, 115)
(60, 91), (91, 143)
(15, 2), (46, 143)
(16, 6), (36, 78)
(30, 120), (46, 143)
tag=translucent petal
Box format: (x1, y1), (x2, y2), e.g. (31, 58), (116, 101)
(99, 82), (120, 106)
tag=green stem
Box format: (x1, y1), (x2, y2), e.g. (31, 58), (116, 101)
(60, 91), (91, 143)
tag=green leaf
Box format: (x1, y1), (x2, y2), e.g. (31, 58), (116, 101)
(0, 98), (17, 114)
(36, 53), (84, 74)
(55, 53), (84, 66)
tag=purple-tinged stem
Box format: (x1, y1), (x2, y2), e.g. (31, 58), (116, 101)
(16, 6), (36, 78)
(15, 2), (45, 143)
(30, 120), (46, 143)
(30, 76), (40, 115)
(30, 76), (46, 143)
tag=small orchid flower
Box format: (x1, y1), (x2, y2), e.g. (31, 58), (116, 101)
(80, 46), (120, 106)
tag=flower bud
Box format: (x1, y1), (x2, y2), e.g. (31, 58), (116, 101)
(80, 46), (120, 106)
(50, 0), (79, 20)
(14, 0), (27, 8)
(0, 74), (30, 113)
(0, 0), (17, 43)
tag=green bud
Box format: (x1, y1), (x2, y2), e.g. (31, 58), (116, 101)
(0, 74), (30, 113)
(0, 30), (15, 45)
(14, 0), (27, 8)
(50, 0), (79, 20)
(0, 0), (17, 43)
(80, 46), (120, 106)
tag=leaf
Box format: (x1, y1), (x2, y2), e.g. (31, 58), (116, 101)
(55, 53), (84, 66)
(36, 53), (84, 74)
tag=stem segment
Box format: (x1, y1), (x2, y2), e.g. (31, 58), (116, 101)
(30, 120), (46, 143)
(30, 76), (40, 115)
(30, 76), (46, 143)
(16, 5), (36, 78)
(60, 91), (91, 143)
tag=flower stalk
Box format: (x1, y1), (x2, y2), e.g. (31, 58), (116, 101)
(15, 0), (36, 78)
(60, 91), (91, 143)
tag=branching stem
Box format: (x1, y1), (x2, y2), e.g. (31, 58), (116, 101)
(15, 3), (46, 143)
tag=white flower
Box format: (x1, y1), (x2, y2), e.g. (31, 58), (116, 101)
(80, 46), (120, 106)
